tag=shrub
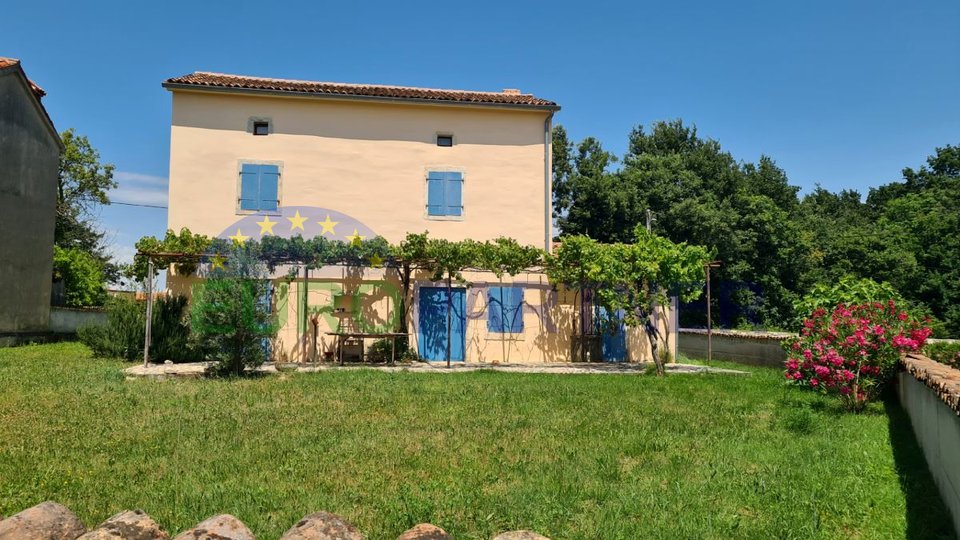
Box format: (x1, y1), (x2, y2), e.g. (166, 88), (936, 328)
(366, 336), (418, 363)
(924, 341), (960, 368)
(53, 246), (106, 307)
(793, 276), (943, 335)
(191, 248), (277, 376)
(78, 295), (197, 362)
(783, 301), (932, 411)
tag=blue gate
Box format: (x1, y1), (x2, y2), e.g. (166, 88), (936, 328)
(418, 286), (466, 362)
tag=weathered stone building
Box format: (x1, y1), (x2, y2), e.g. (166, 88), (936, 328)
(0, 57), (62, 333)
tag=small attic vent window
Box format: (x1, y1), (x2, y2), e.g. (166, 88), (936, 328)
(437, 135), (453, 147)
(253, 121), (270, 136)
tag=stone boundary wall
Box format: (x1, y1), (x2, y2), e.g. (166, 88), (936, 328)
(677, 328), (792, 367)
(49, 306), (107, 334)
(0, 501), (551, 540)
(898, 353), (960, 536)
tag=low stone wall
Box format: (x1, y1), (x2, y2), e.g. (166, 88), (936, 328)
(898, 353), (960, 536)
(678, 328), (791, 367)
(49, 307), (107, 334)
(0, 501), (550, 540)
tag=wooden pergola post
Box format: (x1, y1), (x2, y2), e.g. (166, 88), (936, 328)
(142, 257), (154, 367)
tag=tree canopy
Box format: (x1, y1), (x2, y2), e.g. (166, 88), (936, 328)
(553, 122), (960, 336)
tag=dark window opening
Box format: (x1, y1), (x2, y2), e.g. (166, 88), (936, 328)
(253, 121), (270, 136)
(437, 135), (453, 147)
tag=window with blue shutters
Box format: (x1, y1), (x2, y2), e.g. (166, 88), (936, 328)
(426, 171), (463, 217)
(488, 286), (524, 333)
(238, 162), (281, 213)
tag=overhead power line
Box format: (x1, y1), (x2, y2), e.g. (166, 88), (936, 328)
(107, 201), (168, 209)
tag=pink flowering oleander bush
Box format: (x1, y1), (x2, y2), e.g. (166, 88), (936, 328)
(783, 301), (932, 411)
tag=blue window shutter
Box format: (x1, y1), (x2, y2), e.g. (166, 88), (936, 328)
(445, 172), (463, 216)
(508, 287), (524, 332)
(239, 164), (260, 211)
(427, 172), (445, 216)
(259, 164), (280, 212)
(487, 287), (504, 332)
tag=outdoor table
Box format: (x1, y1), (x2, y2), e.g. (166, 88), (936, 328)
(325, 332), (408, 365)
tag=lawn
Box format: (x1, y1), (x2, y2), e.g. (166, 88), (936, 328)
(0, 343), (953, 539)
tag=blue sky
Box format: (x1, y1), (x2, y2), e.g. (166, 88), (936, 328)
(5, 0), (958, 267)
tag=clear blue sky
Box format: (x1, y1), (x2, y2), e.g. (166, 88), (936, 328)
(5, 0), (958, 267)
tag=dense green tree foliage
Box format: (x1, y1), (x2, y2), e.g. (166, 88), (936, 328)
(56, 129), (117, 282)
(52, 246), (107, 307)
(554, 123), (960, 336)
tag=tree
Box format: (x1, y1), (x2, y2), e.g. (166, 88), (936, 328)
(191, 246), (277, 376)
(552, 131), (631, 241)
(52, 246), (107, 307)
(598, 227), (710, 375)
(544, 235), (612, 361)
(546, 229), (709, 372)
(391, 232), (430, 333)
(56, 129), (117, 280)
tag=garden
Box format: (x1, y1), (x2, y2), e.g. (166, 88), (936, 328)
(0, 342), (955, 539)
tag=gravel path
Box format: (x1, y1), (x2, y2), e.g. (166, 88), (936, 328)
(124, 361), (749, 378)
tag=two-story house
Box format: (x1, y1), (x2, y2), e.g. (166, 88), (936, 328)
(162, 71), (674, 363)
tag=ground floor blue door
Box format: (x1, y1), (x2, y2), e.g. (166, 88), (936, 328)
(595, 306), (627, 362)
(418, 286), (466, 362)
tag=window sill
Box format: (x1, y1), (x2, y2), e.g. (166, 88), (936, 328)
(425, 214), (465, 222)
(236, 209), (282, 217)
(486, 333), (525, 342)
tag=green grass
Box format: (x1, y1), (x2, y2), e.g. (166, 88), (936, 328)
(0, 343), (953, 539)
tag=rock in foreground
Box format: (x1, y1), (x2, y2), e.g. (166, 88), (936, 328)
(0, 501), (87, 540)
(173, 514), (254, 540)
(397, 523), (452, 540)
(491, 531), (550, 540)
(78, 509), (169, 539)
(280, 512), (364, 540)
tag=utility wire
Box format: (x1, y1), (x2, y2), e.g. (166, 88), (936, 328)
(107, 201), (168, 209)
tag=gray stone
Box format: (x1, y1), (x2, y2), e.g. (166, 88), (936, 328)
(78, 509), (169, 539)
(397, 523), (451, 540)
(280, 512), (364, 540)
(0, 501), (87, 540)
(491, 531), (550, 540)
(172, 515), (254, 540)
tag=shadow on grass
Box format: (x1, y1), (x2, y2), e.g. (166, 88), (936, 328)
(883, 395), (957, 540)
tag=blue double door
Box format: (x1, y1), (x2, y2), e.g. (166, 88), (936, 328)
(595, 306), (627, 362)
(418, 286), (466, 362)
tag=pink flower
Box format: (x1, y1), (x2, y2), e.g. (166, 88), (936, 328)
(810, 378), (819, 387)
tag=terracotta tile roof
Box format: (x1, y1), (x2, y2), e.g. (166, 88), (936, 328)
(0, 57), (46, 98)
(164, 71), (559, 110)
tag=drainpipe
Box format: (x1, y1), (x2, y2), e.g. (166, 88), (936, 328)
(544, 114), (553, 253)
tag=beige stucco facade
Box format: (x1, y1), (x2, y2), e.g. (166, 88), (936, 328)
(165, 77), (675, 364)
(167, 90), (552, 249)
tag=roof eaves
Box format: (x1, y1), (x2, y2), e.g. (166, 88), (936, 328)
(161, 80), (561, 112)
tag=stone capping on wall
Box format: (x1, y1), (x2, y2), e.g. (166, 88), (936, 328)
(902, 352), (960, 416)
(679, 328), (795, 341)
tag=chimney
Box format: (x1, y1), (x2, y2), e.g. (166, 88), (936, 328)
(502, 88), (521, 95)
